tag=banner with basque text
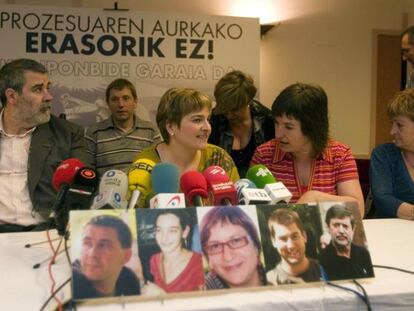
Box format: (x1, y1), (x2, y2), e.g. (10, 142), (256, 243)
(0, 4), (259, 125)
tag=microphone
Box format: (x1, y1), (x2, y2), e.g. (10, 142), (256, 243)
(128, 158), (155, 208)
(149, 162), (186, 208)
(50, 158), (85, 230)
(235, 178), (271, 205)
(180, 170), (208, 207)
(203, 166), (237, 206)
(246, 164), (292, 204)
(55, 167), (99, 236)
(52, 158), (85, 192)
(91, 169), (128, 210)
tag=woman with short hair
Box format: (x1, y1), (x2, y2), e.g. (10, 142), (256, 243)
(209, 70), (275, 177)
(370, 88), (414, 219)
(251, 82), (364, 217)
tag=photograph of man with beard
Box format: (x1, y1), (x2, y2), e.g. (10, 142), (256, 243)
(319, 204), (374, 280)
(266, 208), (326, 285)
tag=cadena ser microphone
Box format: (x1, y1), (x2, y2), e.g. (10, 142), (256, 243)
(235, 178), (271, 205)
(150, 162), (186, 208)
(55, 167), (99, 236)
(203, 165), (237, 206)
(180, 170), (208, 207)
(91, 169), (128, 210)
(128, 158), (155, 208)
(246, 164), (292, 204)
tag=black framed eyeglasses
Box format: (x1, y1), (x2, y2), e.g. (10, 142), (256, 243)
(204, 236), (250, 255)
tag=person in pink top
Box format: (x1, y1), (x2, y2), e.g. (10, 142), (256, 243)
(251, 83), (364, 217)
(142, 209), (204, 294)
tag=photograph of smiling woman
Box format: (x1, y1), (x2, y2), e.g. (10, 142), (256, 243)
(199, 205), (267, 290)
(136, 208), (204, 295)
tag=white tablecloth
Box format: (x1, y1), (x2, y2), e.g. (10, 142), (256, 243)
(1, 219), (414, 311)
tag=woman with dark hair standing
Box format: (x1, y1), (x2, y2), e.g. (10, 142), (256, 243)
(251, 83), (364, 217)
(209, 70), (275, 177)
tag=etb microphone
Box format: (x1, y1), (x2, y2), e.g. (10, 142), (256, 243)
(150, 162), (185, 208)
(235, 178), (271, 205)
(246, 164), (292, 204)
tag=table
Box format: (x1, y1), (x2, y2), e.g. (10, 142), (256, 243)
(1, 219), (414, 310)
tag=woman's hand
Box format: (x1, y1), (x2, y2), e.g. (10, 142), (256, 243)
(297, 180), (365, 218)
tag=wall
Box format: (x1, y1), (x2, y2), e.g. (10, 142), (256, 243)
(1, 0), (414, 157)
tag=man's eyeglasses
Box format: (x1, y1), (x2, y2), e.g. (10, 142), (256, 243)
(204, 236), (250, 255)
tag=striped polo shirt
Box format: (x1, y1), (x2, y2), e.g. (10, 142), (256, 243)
(250, 139), (359, 202)
(85, 116), (161, 176)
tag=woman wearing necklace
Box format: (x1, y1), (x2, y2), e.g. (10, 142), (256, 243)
(370, 88), (414, 219)
(131, 87), (239, 207)
(251, 83), (365, 217)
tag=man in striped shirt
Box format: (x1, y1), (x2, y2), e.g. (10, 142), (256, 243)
(85, 79), (161, 176)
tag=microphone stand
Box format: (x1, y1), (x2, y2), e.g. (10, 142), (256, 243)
(33, 247), (67, 269)
(31, 234), (66, 269)
(25, 237), (60, 248)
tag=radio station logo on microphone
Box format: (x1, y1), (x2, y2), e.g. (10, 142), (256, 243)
(131, 162), (153, 172)
(80, 168), (97, 179)
(106, 170), (116, 177)
(114, 192), (122, 203)
(256, 167), (272, 177)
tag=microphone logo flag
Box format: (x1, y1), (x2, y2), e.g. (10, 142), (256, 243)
(255, 166), (272, 177)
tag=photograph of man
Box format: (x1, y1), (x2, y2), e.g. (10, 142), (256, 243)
(319, 204), (374, 280)
(136, 208), (204, 295)
(72, 214), (141, 300)
(266, 208), (325, 285)
(199, 206), (267, 290)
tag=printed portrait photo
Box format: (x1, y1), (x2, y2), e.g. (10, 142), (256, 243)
(136, 208), (204, 296)
(70, 209), (142, 300)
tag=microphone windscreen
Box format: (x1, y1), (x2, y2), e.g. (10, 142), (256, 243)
(246, 164), (276, 189)
(128, 158), (156, 193)
(235, 178), (257, 201)
(151, 162), (180, 194)
(203, 165), (230, 184)
(52, 158), (85, 191)
(72, 167), (99, 193)
(180, 170), (208, 201)
(99, 169), (128, 200)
